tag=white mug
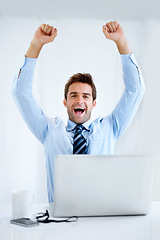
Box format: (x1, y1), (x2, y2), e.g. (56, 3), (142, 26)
(12, 190), (34, 219)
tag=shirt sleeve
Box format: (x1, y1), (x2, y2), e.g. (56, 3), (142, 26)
(12, 57), (48, 144)
(111, 53), (145, 140)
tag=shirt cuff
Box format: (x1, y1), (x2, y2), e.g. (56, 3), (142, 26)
(19, 56), (37, 71)
(120, 53), (139, 68)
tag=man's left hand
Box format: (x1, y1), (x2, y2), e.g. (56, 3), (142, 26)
(102, 21), (125, 43)
(102, 21), (131, 54)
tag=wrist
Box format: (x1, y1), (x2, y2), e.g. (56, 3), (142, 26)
(25, 39), (43, 58)
(115, 38), (132, 55)
(31, 39), (44, 52)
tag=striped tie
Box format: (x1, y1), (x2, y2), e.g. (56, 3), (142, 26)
(73, 125), (87, 154)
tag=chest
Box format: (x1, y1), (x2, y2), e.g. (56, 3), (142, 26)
(44, 118), (115, 155)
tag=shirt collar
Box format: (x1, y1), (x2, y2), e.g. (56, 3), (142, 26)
(66, 118), (92, 132)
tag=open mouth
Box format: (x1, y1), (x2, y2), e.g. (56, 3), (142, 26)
(74, 107), (85, 115)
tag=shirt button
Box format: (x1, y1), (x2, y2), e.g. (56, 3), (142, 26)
(27, 63), (30, 66)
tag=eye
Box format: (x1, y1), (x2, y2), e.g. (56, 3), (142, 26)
(71, 95), (76, 98)
(83, 95), (89, 99)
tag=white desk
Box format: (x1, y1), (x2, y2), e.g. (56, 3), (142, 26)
(0, 202), (160, 240)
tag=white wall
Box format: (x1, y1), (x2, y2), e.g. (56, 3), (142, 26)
(0, 16), (160, 204)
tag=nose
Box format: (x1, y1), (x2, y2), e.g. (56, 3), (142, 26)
(76, 95), (83, 104)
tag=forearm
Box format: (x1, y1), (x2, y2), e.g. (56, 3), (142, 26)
(115, 38), (132, 55)
(25, 39), (43, 58)
(121, 53), (145, 92)
(12, 58), (37, 95)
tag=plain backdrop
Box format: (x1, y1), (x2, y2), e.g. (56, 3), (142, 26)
(0, 14), (160, 204)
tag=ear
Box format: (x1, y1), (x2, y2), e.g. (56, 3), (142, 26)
(63, 98), (67, 108)
(92, 100), (96, 109)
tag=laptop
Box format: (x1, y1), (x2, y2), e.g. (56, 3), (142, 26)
(50, 155), (154, 217)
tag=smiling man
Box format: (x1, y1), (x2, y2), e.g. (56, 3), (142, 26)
(63, 76), (96, 124)
(12, 21), (145, 202)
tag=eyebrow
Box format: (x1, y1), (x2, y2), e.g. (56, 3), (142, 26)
(83, 93), (91, 96)
(69, 92), (78, 95)
(69, 92), (91, 96)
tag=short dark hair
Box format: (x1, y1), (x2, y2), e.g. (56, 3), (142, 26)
(64, 73), (97, 101)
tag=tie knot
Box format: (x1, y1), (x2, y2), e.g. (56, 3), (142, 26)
(75, 124), (84, 133)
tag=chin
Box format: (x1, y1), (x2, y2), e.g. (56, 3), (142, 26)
(76, 118), (89, 124)
(74, 120), (84, 124)
(70, 113), (90, 124)
(72, 118), (84, 124)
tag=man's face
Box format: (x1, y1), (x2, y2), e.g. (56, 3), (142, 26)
(63, 82), (96, 124)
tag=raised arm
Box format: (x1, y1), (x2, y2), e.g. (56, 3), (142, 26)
(12, 24), (57, 143)
(102, 21), (145, 140)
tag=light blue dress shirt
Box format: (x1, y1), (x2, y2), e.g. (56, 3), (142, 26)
(12, 53), (145, 203)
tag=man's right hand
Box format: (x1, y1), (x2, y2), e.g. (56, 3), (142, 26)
(26, 24), (57, 58)
(33, 24), (57, 46)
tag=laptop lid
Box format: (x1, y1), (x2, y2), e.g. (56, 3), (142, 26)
(52, 155), (154, 217)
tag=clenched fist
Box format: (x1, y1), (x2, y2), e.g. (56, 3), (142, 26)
(102, 21), (131, 54)
(33, 24), (57, 46)
(26, 24), (57, 58)
(102, 21), (125, 43)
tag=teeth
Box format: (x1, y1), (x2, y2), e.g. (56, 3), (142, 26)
(75, 108), (84, 110)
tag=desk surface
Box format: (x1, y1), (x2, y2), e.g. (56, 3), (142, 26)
(0, 202), (160, 240)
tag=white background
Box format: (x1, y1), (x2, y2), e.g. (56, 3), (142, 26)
(0, 0), (160, 204)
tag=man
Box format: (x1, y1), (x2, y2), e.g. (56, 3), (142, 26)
(12, 21), (145, 203)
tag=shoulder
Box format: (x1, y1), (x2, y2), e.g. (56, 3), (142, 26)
(92, 115), (112, 127)
(47, 116), (65, 129)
